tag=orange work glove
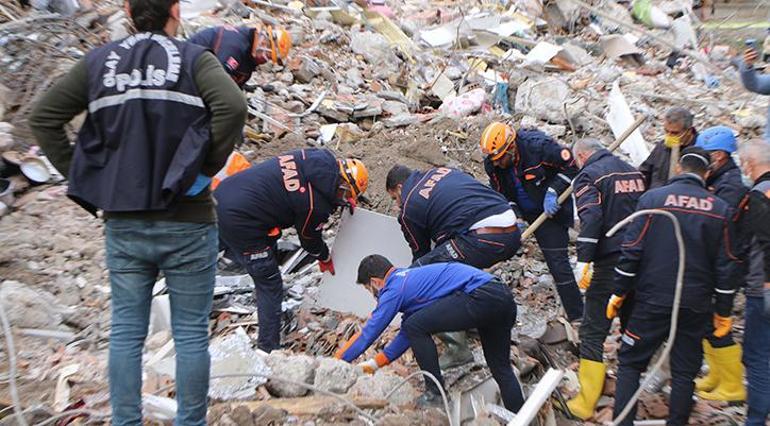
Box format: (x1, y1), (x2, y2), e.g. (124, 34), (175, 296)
(319, 256), (335, 275)
(713, 314), (732, 338)
(358, 353), (389, 374)
(606, 294), (626, 320)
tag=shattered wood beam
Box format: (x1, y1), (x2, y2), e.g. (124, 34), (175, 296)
(508, 368), (564, 426)
(217, 396), (388, 416)
(565, 0), (734, 80)
(521, 115), (646, 239)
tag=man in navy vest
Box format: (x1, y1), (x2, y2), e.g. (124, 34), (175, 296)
(189, 24), (291, 88)
(607, 148), (741, 426)
(28, 0), (247, 424)
(480, 122), (584, 322)
(385, 164), (520, 369)
(214, 149), (368, 352)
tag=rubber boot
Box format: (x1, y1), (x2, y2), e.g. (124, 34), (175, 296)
(697, 343), (747, 402)
(695, 339), (720, 393)
(437, 331), (474, 370)
(567, 359), (606, 420)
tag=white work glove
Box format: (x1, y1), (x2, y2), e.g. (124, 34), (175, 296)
(574, 261), (593, 290)
(358, 358), (379, 375)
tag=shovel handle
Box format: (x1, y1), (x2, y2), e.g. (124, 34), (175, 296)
(520, 115), (646, 240)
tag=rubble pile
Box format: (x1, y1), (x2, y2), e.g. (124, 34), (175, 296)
(0, 0), (767, 424)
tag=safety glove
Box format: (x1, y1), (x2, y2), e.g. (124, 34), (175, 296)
(319, 256), (335, 275)
(543, 188), (561, 217)
(712, 314), (732, 338)
(606, 294), (625, 320)
(357, 353), (389, 374)
(185, 174), (212, 196)
(575, 262), (594, 290)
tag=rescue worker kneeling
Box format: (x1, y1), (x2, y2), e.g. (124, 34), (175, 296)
(607, 147), (741, 426)
(215, 149), (368, 352)
(336, 256), (525, 412)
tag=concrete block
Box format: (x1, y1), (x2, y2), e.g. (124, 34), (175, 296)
(313, 357), (359, 394)
(265, 352), (317, 397)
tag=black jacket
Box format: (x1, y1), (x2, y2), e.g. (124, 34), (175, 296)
(398, 167), (512, 261)
(214, 149), (340, 259)
(190, 26), (257, 88)
(638, 134), (697, 191)
(737, 172), (770, 297)
(706, 158), (748, 208)
(484, 129), (577, 227)
(613, 174), (741, 315)
(573, 149), (645, 262)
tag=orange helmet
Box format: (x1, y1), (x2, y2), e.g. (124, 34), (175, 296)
(480, 122), (516, 161)
(267, 26), (291, 64)
(339, 158), (369, 199)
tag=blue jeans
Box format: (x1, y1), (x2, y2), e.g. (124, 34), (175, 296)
(105, 220), (217, 426)
(744, 296), (770, 426)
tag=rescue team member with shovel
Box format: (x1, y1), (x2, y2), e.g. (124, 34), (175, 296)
(336, 256), (525, 412)
(385, 164), (521, 369)
(190, 24), (292, 88)
(214, 149), (368, 352)
(566, 138), (645, 420)
(28, 0), (248, 423)
(693, 126), (748, 403)
(607, 148), (741, 426)
(480, 122), (584, 322)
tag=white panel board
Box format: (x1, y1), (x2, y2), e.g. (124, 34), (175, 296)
(316, 208), (413, 318)
(607, 81), (650, 167)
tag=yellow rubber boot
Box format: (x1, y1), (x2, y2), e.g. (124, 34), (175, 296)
(697, 344), (746, 402)
(695, 339), (720, 393)
(567, 359), (606, 420)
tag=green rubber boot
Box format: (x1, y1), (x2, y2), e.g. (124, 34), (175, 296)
(438, 331), (474, 369)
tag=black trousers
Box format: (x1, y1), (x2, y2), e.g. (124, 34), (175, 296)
(220, 235), (283, 352)
(412, 228), (521, 269)
(524, 214), (584, 321)
(401, 281), (525, 412)
(613, 303), (709, 426)
(579, 255), (619, 361)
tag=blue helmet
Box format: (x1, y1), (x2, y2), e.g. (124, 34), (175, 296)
(695, 126), (737, 154)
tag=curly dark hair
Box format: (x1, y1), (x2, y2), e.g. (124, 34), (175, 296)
(128, 0), (179, 32)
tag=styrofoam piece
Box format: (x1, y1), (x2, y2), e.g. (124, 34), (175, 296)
(316, 208), (412, 318)
(606, 81), (650, 167)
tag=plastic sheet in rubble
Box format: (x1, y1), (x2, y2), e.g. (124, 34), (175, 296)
(208, 327), (271, 400)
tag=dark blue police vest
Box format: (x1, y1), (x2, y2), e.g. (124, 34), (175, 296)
(68, 32), (211, 214)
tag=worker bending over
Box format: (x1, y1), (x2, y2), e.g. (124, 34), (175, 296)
(190, 24), (291, 87)
(336, 256), (524, 412)
(385, 164), (521, 369)
(608, 147), (741, 426)
(638, 107), (698, 190)
(693, 126), (747, 402)
(736, 140), (770, 425)
(567, 138), (645, 420)
(215, 149), (368, 352)
(480, 122), (584, 322)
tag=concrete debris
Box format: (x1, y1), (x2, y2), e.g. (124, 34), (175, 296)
(514, 78), (583, 124)
(313, 357), (359, 394)
(208, 327), (271, 400)
(265, 352), (318, 397)
(348, 370), (418, 406)
(0, 280), (64, 328)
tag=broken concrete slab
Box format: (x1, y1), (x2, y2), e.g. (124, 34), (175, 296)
(514, 77), (581, 124)
(265, 352), (317, 397)
(209, 327), (270, 400)
(348, 370), (418, 406)
(0, 280), (64, 328)
(316, 209), (412, 318)
(313, 357), (359, 394)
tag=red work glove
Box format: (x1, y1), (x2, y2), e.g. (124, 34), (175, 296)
(319, 256), (335, 275)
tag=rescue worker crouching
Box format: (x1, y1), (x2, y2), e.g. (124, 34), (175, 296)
(214, 149), (368, 352)
(566, 138), (645, 420)
(693, 126), (748, 402)
(385, 164), (522, 369)
(336, 255), (525, 412)
(480, 122), (584, 322)
(190, 24), (291, 87)
(607, 147), (741, 426)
